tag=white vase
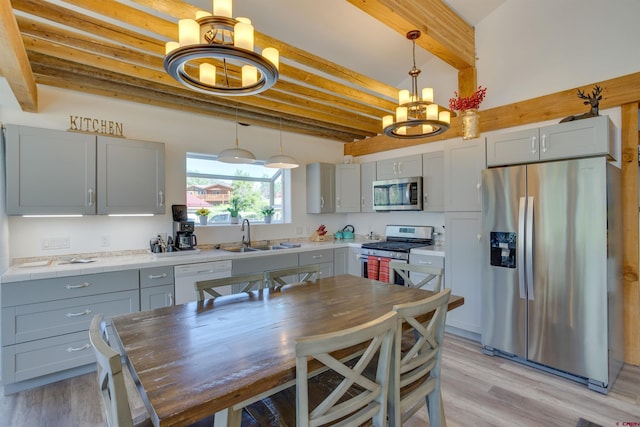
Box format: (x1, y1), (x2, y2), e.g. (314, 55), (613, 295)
(198, 216), (208, 225)
(264, 215), (272, 224)
(230, 216), (239, 224)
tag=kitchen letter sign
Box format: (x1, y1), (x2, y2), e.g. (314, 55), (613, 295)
(68, 115), (124, 137)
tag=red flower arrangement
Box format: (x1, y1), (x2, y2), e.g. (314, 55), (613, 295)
(449, 86), (487, 114)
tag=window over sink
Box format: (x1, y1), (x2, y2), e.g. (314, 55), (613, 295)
(186, 153), (289, 224)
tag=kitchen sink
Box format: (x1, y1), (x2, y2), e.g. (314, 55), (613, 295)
(222, 244), (288, 253)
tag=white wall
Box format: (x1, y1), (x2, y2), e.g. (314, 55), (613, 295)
(1, 0), (638, 263)
(475, 0), (640, 109)
(0, 81), (351, 261)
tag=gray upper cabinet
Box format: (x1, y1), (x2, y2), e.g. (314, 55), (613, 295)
(486, 115), (612, 167)
(422, 151), (444, 212)
(360, 161), (376, 213)
(335, 163), (361, 213)
(6, 125), (97, 215)
(376, 155), (422, 179)
(5, 125), (165, 215)
(97, 136), (165, 215)
(307, 162), (335, 213)
(444, 139), (486, 212)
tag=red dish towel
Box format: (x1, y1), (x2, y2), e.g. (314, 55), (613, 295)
(367, 256), (379, 280)
(379, 257), (391, 283)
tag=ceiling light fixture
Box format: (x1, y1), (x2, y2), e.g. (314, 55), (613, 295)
(382, 30), (451, 139)
(217, 110), (256, 164)
(164, 0), (279, 96)
(265, 119), (299, 169)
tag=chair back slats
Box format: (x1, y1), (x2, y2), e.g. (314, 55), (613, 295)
(295, 311), (397, 427)
(266, 264), (321, 290)
(89, 314), (135, 427)
(390, 288), (452, 426)
(194, 272), (265, 301)
(389, 260), (444, 292)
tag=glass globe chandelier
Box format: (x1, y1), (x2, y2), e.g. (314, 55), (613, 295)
(164, 0), (279, 96)
(382, 30), (451, 139)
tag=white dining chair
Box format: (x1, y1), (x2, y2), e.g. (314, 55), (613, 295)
(389, 260), (444, 292)
(195, 272), (265, 301)
(296, 310), (397, 427)
(389, 288), (452, 426)
(89, 314), (153, 427)
(266, 264), (321, 290)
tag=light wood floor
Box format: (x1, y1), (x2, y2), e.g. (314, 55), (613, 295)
(1, 334), (638, 427)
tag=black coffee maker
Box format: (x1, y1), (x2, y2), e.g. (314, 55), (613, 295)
(172, 205), (197, 250)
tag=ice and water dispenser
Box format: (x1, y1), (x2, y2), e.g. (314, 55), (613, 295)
(489, 232), (516, 268)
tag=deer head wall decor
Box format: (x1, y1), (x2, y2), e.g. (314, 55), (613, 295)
(560, 85), (603, 123)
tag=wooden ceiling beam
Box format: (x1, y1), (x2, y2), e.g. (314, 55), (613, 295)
(27, 52), (369, 141)
(346, 0), (475, 70)
(345, 71), (640, 156)
(32, 70), (362, 142)
(21, 35), (379, 137)
(0, 0), (37, 112)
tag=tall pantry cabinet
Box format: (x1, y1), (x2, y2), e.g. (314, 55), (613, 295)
(444, 139), (485, 338)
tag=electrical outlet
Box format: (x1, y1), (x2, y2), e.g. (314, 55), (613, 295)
(101, 235), (110, 247)
(41, 237), (70, 250)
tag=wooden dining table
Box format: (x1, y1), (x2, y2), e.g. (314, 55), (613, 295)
(111, 274), (464, 427)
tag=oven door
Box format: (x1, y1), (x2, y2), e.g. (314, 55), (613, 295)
(360, 253), (405, 285)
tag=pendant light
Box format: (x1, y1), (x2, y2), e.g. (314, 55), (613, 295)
(217, 110), (256, 164)
(265, 118), (299, 169)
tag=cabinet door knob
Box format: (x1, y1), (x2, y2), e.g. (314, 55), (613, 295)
(541, 134), (548, 153)
(88, 188), (95, 207)
(531, 136), (537, 154)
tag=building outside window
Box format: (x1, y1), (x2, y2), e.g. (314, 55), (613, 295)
(186, 153), (286, 224)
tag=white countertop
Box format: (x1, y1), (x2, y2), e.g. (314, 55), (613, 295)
(1, 240), (368, 283)
(410, 245), (446, 257)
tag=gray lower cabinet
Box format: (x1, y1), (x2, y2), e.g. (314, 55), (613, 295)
(140, 266), (174, 310)
(333, 247), (348, 275)
(299, 249), (333, 279)
(1, 270), (139, 393)
(408, 253), (445, 291)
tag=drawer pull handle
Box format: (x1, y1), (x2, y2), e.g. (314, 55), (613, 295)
(66, 282), (90, 290)
(168, 293), (174, 306)
(66, 309), (92, 318)
(148, 273), (167, 279)
(312, 255), (323, 259)
(66, 344), (91, 353)
(419, 260), (433, 265)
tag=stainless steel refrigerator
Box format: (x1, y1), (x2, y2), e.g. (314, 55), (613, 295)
(481, 156), (623, 393)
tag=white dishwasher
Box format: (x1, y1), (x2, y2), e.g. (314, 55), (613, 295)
(174, 260), (232, 305)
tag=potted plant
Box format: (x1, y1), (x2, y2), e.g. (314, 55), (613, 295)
(195, 208), (210, 225)
(261, 206), (275, 224)
(227, 197), (242, 224)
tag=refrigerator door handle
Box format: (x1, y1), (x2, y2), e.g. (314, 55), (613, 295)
(526, 196), (535, 300)
(518, 196), (527, 300)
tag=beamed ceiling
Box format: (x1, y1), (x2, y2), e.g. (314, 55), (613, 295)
(0, 0), (477, 145)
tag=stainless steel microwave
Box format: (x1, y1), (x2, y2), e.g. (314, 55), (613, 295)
(372, 177), (423, 211)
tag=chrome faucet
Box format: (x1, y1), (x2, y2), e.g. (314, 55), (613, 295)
(241, 219), (251, 248)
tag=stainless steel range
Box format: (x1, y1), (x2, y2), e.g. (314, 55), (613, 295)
(361, 225), (433, 283)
